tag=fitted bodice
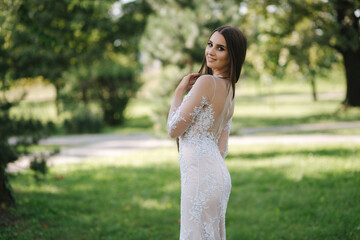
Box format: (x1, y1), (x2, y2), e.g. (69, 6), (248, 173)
(176, 75), (233, 152)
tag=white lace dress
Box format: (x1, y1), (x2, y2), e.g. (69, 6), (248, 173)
(167, 75), (234, 240)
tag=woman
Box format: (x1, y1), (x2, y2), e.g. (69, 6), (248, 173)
(167, 25), (247, 239)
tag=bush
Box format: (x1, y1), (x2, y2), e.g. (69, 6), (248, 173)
(63, 110), (103, 134)
(29, 153), (48, 181)
(60, 60), (139, 127)
(29, 149), (59, 181)
(1, 102), (55, 206)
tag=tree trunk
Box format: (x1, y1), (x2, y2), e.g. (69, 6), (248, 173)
(0, 165), (16, 208)
(55, 85), (61, 116)
(0, 103), (17, 208)
(309, 73), (317, 102)
(342, 49), (360, 106)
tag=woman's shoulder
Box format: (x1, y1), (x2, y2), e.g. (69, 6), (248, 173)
(190, 74), (216, 100)
(197, 74), (215, 81)
(192, 74), (216, 90)
(193, 74), (216, 87)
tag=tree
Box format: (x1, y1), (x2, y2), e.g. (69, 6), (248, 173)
(2, 0), (151, 112)
(0, 103), (18, 208)
(61, 60), (138, 126)
(242, 0), (360, 106)
(333, 0), (360, 106)
(0, 0), (151, 207)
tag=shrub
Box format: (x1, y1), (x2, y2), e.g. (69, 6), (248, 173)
(29, 149), (59, 182)
(63, 110), (103, 134)
(60, 60), (139, 127)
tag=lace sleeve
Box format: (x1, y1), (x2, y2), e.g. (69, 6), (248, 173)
(218, 117), (232, 159)
(167, 76), (215, 138)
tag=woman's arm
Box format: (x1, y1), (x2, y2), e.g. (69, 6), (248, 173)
(167, 74), (215, 138)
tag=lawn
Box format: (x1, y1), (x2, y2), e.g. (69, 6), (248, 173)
(2, 143), (360, 240)
(3, 70), (360, 239)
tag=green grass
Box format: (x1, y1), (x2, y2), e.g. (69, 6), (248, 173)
(230, 96), (360, 134)
(102, 98), (154, 135)
(2, 143), (360, 240)
(254, 128), (360, 136)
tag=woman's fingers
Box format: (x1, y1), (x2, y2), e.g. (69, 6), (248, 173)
(178, 73), (201, 92)
(190, 73), (201, 79)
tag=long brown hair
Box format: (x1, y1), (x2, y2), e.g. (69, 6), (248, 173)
(177, 26), (247, 151)
(198, 25), (247, 98)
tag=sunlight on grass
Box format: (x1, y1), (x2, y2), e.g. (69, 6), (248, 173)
(13, 183), (63, 194)
(124, 98), (154, 118)
(4, 143), (360, 240)
(135, 196), (174, 211)
(227, 143), (360, 179)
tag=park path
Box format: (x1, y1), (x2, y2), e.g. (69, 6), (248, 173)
(7, 121), (360, 173)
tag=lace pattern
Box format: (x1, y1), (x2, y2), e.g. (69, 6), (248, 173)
(167, 75), (232, 240)
(219, 118), (232, 158)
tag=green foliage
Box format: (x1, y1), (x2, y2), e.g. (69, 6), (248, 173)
(11, 118), (55, 146)
(28, 149), (59, 182)
(0, 102), (18, 206)
(95, 61), (137, 125)
(29, 153), (48, 182)
(1, 0), (150, 81)
(147, 65), (187, 133)
(61, 60), (138, 126)
(0, 102), (18, 207)
(0, 98), (56, 206)
(0, 103), (18, 165)
(63, 110), (103, 134)
(1, 0), (153, 123)
(142, 0), (241, 70)
(141, 0), (243, 130)
(239, 0), (360, 104)
(141, 0), (359, 106)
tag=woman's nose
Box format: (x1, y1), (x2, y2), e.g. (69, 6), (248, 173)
(208, 47), (215, 56)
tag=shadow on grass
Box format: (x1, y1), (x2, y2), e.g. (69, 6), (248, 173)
(232, 112), (360, 129)
(123, 115), (153, 129)
(103, 115), (154, 134)
(227, 166), (360, 240)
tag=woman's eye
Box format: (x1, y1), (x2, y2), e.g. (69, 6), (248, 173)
(218, 47), (224, 51)
(207, 42), (213, 47)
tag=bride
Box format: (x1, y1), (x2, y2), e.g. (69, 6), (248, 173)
(167, 25), (247, 239)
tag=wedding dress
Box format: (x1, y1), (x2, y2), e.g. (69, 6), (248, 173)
(167, 75), (233, 240)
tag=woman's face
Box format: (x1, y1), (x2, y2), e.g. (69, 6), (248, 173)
(205, 31), (230, 74)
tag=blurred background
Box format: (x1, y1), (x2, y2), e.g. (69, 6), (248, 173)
(1, 0), (360, 239)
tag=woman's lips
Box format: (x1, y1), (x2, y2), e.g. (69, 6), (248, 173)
(207, 57), (216, 62)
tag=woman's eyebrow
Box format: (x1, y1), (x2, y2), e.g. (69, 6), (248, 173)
(208, 40), (227, 49)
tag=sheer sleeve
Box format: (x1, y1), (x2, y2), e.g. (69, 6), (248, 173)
(217, 117), (232, 159)
(167, 76), (215, 138)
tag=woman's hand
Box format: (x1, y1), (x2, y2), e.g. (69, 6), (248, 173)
(176, 73), (201, 95)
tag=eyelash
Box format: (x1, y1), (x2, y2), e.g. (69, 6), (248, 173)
(207, 42), (225, 51)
